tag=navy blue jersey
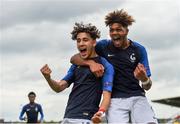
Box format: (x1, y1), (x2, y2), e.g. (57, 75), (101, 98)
(62, 56), (114, 120)
(95, 39), (151, 98)
(19, 103), (44, 123)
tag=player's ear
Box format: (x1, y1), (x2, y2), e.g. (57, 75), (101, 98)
(126, 28), (129, 34)
(92, 40), (96, 47)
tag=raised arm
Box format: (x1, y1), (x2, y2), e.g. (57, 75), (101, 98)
(40, 64), (74, 93)
(134, 45), (152, 90)
(70, 53), (104, 77)
(134, 63), (152, 90)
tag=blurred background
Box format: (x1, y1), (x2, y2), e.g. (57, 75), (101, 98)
(0, 0), (180, 123)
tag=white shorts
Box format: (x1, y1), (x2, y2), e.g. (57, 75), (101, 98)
(61, 118), (92, 124)
(106, 96), (158, 124)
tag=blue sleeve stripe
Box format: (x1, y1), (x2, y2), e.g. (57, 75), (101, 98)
(134, 41), (151, 77)
(61, 64), (76, 81)
(103, 82), (113, 92)
(140, 49), (151, 77)
(100, 57), (114, 92)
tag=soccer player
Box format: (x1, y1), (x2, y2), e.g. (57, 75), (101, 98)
(40, 22), (114, 124)
(19, 91), (44, 123)
(71, 10), (158, 123)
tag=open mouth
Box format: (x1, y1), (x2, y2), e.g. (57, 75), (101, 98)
(80, 48), (87, 53)
(112, 36), (121, 41)
(79, 48), (87, 57)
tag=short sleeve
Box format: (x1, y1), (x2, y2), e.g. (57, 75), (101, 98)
(61, 64), (77, 86)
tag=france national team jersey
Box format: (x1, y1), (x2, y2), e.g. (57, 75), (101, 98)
(95, 39), (151, 98)
(19, 103), (44, 123)
(62, 56), (114, 120)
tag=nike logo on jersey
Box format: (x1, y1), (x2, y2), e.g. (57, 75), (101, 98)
(26, 109), (30, 111)
(107, 54), (114, 57)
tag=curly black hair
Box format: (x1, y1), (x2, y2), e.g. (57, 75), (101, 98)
(28, 91), (36, 97)
(105, 9), (135, 27)
(71, 22), (100, 40)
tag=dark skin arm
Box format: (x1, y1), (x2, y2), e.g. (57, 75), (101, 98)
(134, 63), (152, 90)
(71, 53), (104, 77)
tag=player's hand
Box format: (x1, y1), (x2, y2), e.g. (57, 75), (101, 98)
(91, 111), (103, 124)
(134, 63), (148, 82)
(89, 61), (104, 77)
(40, 64), (52, 79)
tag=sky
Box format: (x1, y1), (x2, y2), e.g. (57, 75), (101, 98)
(0, 0), (180, 122)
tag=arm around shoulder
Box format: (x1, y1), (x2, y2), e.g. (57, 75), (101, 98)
(70, 53), (92, 66)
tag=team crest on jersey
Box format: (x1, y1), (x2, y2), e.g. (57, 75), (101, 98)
(35, 107), (38, 112)
(129, 53), (136, 63)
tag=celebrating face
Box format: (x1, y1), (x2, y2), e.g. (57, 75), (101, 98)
(109, 23), (128, 48)
(76, 32), (96, 59)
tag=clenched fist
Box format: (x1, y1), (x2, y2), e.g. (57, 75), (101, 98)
(40, 64), (52, 79)
(134, 63), (148, 82)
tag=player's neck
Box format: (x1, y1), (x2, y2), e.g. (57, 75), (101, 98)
(120, 38), (130, 49)
(88, 50), (98, 59)
(30, 102), (35, 104)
